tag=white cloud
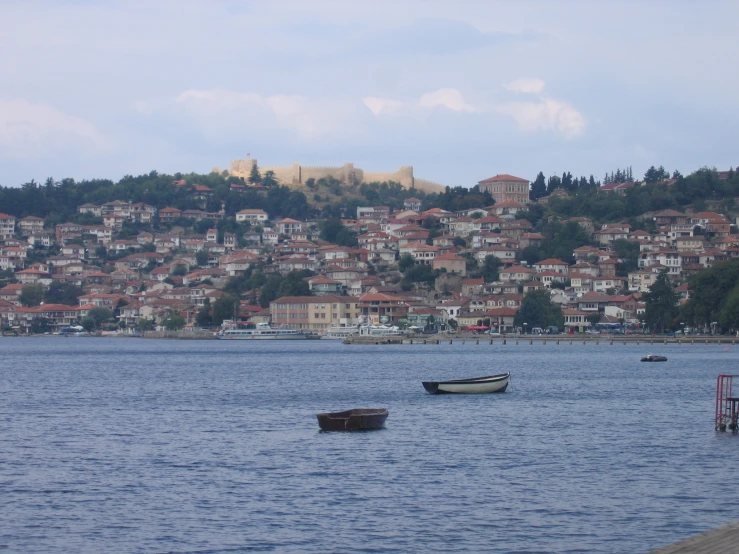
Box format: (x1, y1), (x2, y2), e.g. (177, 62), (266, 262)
(175, 88), (352, 139)
(362, 88), (476, 116)
(504, 78), (546, 94)
(495, 97), (585, 138)
(0, 98), (112, 158)
(362, 97), (406, 116)
(419, 88), (477, 112)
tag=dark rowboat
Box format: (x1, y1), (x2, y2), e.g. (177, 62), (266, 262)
(423, 372), (510, 394)
(641, 354), (668, 362)
(316, 408), (389, 431)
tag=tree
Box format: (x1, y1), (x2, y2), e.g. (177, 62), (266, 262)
(162, 311), (185, 330)
(682, 259), (739, 331)
(87, 307), (113, 328)
(137, 318), (154, 331)
(643, 271), (678, 333)
(29, 317), (50, 334)
(196, 300), (212, 328)
(262, 170), (278, 187)
(80, 316), (96, 332)
(95, 245), (107, 259)
(248, 161), (262, 185)
(479, 255), (500, 282)
(530, 171), (547, 200)
(195, 249), (209, 267)
(44, 282), (84, 305)
(587, 312), (602, 328)
(319, 218), (358, 246)
(514, 290), (564, 329)
(212, 295), (238, 326)
(19, 284), (44, 307)
(398, 253), (415, 272)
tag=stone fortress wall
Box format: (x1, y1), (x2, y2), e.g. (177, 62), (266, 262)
(225, 159), (446, 194)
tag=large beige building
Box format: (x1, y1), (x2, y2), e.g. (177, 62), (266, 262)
(270, 295), (360, 331)
(477, 174), (530, 204)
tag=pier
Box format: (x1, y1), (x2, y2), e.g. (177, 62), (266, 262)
(648, 520), (739, 553)
(343, 335), (739, 345)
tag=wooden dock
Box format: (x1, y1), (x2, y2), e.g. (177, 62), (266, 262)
(648, 520), (739, 553)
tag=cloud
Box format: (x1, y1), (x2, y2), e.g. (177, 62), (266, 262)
(419, 88), (477, 112)
(175, 88), (354, 139)
(504, 78), (546, 94)
(0, 98), (112, 158)
(362, 83), (584, 138)
(495, 97), (585, 138)
(362, 88), (476, 116)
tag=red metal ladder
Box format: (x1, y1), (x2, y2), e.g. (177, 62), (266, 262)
(715, 374), (739, 432)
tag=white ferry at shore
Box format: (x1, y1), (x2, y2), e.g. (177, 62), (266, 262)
(321, 325), (362, 340)
(217, 321), (307, 340)
(321, 324), (406, 339)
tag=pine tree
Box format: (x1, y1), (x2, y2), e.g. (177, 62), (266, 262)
(248, 161), (262, 185)
(530, 172), (547, 200)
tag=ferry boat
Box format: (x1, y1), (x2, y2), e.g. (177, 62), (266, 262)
(217, 321), (307, 340)
(321, 325), (362, 340)
(359, 324), (406, 337)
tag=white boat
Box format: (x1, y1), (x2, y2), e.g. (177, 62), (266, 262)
(321, 326), (361, 340)
(217, 321), (307, 340)
(422, 372), (510, 394)
(359, 324), (406, 337)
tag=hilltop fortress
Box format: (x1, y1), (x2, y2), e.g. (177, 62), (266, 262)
(221, 158), (446, 194)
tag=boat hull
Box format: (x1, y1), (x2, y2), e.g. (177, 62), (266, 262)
(423, 372), (510, 394)
(316, 408), (389, 431)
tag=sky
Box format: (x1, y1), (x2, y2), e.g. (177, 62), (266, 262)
(1, 0), (738, 189)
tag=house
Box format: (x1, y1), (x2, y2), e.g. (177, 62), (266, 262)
(598, 181), (637, 195)
(270, 295), (360, 331)
(0, 213), (16, 239)
(593, 275), (626, 293)
(236, 209), (269, 223)
(17, 216), (45, 236)
(576, 291), (613, 312)
(477, 174), (530, 204)
(307, 275), (344, 295)
(276, 218), (302, 236)
(499, 265), (534, 282)
(475, 246), (516, 264)
(533, 258), (569, 274)
(403, 198), (422, 211)
(357, 293), (409, 325)
(159, 207), (182, 221)
(432, 253), (466, 276)
(563, 309), (592, 332)
(461, 278), (485, 297)
(487, 200), (526, 218)
(399, 243), (439, 265)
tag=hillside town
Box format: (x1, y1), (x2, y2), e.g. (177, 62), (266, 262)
(0, 171), (737, 336)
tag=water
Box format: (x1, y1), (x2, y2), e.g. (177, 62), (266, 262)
(1, 338), (738, 553)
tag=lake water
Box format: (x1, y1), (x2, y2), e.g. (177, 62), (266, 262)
(1, 338), (738, 553)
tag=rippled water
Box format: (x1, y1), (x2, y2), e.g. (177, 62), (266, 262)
(2, 338), (739, 553)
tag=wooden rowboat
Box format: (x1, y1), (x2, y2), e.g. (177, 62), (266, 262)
(422, 372), (510, 394)
(641, 354), (668, 362)
(316, 408), (389, 431)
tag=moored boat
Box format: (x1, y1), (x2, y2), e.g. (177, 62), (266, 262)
(316, 408), (389, 431)
(321, 325), (361, 340)
(217, 321), (307, 340)
(641, 354), (668, 362)
(422, 372), (510, 394)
